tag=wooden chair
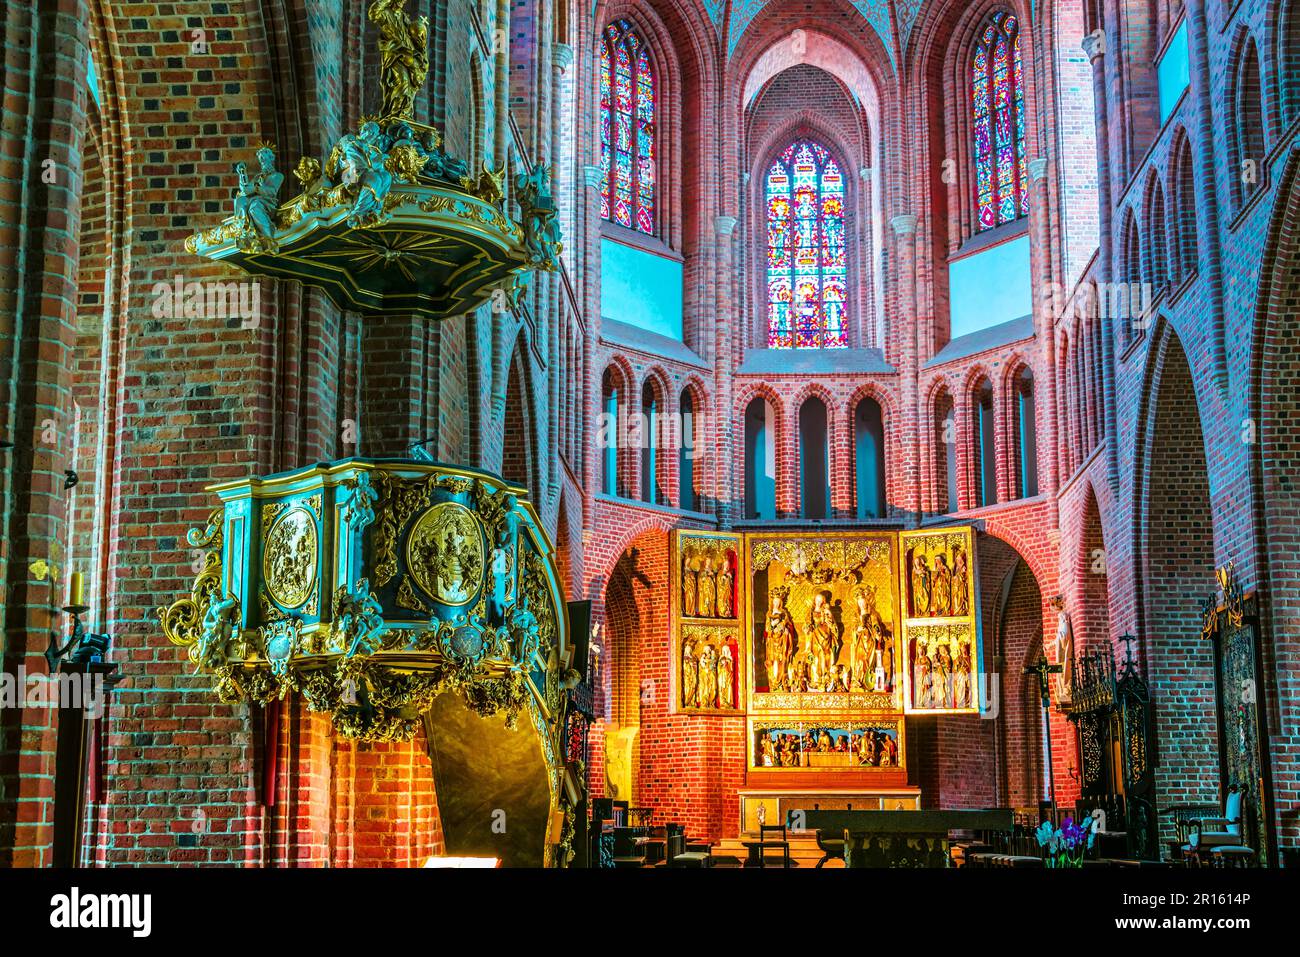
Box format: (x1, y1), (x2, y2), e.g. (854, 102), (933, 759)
(665, 823), (712, 867)
(758, 823), (793, 868)
(1185, 789), (1253, 867)
(815, 828), (847, 868)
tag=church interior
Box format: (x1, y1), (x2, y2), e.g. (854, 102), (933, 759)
(1, 0), (1298, 882)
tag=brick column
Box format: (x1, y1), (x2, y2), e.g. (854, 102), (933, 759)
(1082, 33), (1120, 493)
(1028, 157), (1060, 528)
(890, 214), (921, 524)
(0, 0), (91, 866)
(1184, 0), (1229, 392)
(714, 214), (737, 528)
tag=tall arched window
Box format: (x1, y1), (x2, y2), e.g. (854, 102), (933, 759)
(1231, 36), (1265, 209)
(679, 389), (696, 512)
(744, 397), (777, 520)
(640, 379), (662, 505)
(935, 390), (958, 515)
(972, 11), (1029, 232)
(854, 398), (886, 519)
(1012, 368), (1038, 500)
(798, 397), (830, 519)
(599, 19), (656, 234)
(1171, 133), (1198, 283)
(973, 379), (997, 508)
(765, 139), (848, 349)
(601, 368), (623, 496)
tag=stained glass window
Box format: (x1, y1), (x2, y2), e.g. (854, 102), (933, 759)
(765, 139), (848, 349)
(972, 12), (1028, 232)
(599, 20), (656, 234)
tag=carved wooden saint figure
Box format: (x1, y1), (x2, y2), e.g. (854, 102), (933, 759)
(716, 553), (734, 618)
(806, 590), (841, 692)
(1050, 594), (1074, 706)
(933, 639), (954, 709)
(681, 554), (697, 617)
(717, 639), (735, 709)
(913, 637), (933, 709)
(698, 640), (718, 708)
(764, 587), (796, 692)
(931, 553), (952, 617)
(681, 637), (699, 709)
(911, 552), (932, 617)
(953, 546), (970, 616)
(697, 554), (716, 618)
(954, 637), (973, 709)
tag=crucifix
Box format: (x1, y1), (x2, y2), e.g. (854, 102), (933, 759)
(1024, 653), (1063, 817)
(1117, 633), (1138, 672)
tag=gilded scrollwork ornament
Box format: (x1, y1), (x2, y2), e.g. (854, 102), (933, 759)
(159, 509), (228, 658)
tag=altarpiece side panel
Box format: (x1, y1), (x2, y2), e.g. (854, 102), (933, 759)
(899, 528), (980, 715)
(672, 530), (744, 714)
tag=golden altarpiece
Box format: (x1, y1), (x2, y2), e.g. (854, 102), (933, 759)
(670, 527), (981, 832)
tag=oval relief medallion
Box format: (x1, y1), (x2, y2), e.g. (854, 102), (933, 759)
(263, 506), (318, 609)
(406, 501), (485, 605)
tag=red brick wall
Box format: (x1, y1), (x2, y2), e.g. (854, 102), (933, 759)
(6, 0), (1299, 867)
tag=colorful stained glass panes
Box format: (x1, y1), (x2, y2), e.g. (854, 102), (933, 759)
(599, 20), (655, 234)
(766, 139), (848, 349)
(972, 12), (1028, 232)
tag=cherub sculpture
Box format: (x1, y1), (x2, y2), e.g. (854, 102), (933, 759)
(198, 592), (240, 669)
(333, 579), (385, 658)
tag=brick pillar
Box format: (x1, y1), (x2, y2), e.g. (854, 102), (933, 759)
(1082, 33), (1120, 493)
(890, 214), (921, 524)
(1028, 157), (1060, 529)
(1184, 0), (1229, 392)
(0, 0), (91, 867)
(714, 215), (738, 527)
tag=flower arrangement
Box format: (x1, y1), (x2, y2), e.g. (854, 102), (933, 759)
(1034, 817), (1095, 867)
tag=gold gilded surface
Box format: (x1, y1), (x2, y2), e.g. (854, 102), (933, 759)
(898, 527), (979, 714)
(747, 531), (900, 714)
(406, 500), (484, 605)
(262, 505), (319, 609)
(748, 716), (904, 771)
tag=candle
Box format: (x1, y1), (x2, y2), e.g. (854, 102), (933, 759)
(68, 571), (85, 607)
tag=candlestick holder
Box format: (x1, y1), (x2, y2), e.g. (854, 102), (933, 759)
(45, 602), (108, 670)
